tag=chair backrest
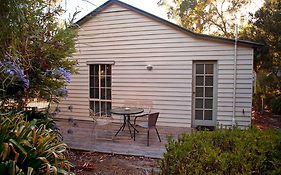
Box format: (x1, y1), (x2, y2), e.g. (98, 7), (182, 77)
(123, 100), (139, 108)
(147, 112), (159, 128)
(123, 99), (153, 113)
(89, 109), (113, 125)
(138, 100), (153, 114)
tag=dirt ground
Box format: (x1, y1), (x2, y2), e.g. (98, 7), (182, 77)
(252, 110), (281, 130)
(67, 111), (281, 175)
(67, 150), (160, 175)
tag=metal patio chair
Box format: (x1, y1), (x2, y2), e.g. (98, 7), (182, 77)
(89, 109), (113, 140)
(133, 112), (161, 146)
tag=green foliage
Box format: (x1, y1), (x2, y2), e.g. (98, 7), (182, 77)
(240, 0), (281, 72)
(0, 112), (74, 175)
(160, 128), (281, 175)
(158, 0), (251, 37)
(271, 96), (281, 115)
(0, 0), (77, 109)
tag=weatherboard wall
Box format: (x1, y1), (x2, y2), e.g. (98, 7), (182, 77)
(57, 3), (254, 127)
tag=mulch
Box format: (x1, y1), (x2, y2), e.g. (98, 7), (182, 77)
(67, 150), (160, 175)
(252, 110), (281, 130)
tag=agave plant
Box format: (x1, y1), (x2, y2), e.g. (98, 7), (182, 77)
(0, 112), (74, 175)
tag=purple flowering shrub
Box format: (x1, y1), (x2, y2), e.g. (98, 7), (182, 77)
(0, 56), (30, 100)
(44, 67), (72, 103)
(0, 55), (72, 109)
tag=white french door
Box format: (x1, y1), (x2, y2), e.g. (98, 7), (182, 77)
(192, 62), (217, 126)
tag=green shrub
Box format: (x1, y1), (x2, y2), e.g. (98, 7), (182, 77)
(271, 96), (281, 115)
(160, 128), (281, 175)
(0, 112), (74, 175)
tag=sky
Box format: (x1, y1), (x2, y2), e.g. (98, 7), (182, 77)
(61, 0), (264, 25)
(62, 0), (169, 22)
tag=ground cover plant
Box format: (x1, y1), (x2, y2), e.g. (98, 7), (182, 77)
(160, 127), (281, 175)
(0, 113), (73, 175)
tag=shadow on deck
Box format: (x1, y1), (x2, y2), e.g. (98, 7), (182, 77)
(56, 119), (191, 158)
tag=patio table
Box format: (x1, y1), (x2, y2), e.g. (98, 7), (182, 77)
(111, 107), (144, 138)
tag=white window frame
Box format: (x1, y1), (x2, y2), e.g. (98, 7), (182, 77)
(89, 64), (112, 117)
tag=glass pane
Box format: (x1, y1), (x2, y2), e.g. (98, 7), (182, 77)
(106, 77), (111, 88)
(205, 99), (213, 109)
(196, 64), (204, 74)
(106, 89), (111, 100)
(101, 88), (106, 99)
(90, 65), (99, 76)
(106, 102), (112, 116)
(101, 101), (106, 115)
(195, 87), (204, 97)
(94, 88), (99, 98)
(205, 76), (213, 86)
(90, 77), (94, 87)
(94, 101), (100, 114)
(196, 76), (204, 86)
(106, 65), (111, 75)
(100, 65), (105, 76)
(205, 110), (213, 120)
(101, 76), (105, 87)
(205, 64), (213, 74)
(195, 110), (203, 120)
(90, 88), (99, 98)
(90, 76), (98, 87)
(90, 88), (94, 98)
(90, 101), (94, 111)
(195, 99), (203, 108)
(205, 87), (213, 97)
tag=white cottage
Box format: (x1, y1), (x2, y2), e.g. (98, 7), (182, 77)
(58, 0), (261, 128)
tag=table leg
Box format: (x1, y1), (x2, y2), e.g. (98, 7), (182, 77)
(115, 114), (140, 138)
(114, 116), (126, 136)
(127, 121), (133, 138)
(128, 121), (138, 132)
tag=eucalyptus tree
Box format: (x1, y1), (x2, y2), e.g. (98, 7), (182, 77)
(158, 0), (252, 38)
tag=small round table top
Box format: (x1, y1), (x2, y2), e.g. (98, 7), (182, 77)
(111, 107), (144, 115)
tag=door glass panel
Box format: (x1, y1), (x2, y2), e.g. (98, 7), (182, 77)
(106, 77), (111, 87)
(106, 65), (111, 75)
(205, 99), (213, 109)
(90, 64), (112, 116)
(205, 110), (213, 120)
(100, 65), (106, 76)
(205, 76), (213, 86)
(195, 99), (203, 108)
(101, 76), (105, 87)
(106, 102), (112, 115)
(94, 101), (100, 114)
(195, 110), (203, 120)
(195, 87), (204, 97)
(101, 88), (106, 99)
(196, 76), (204, 86)
(90, 65), (99, 76)
(205, 87), (213, 97)
(106, 89), (111, 100)
(101, 101), (106, 115)
(90, 88), (94, 98)
(194, 62), (215, 125)
(205, 64), (213, 74)
(196, 64), (204, 74)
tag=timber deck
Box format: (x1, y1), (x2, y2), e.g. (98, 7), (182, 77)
(56, 119), (191, 158)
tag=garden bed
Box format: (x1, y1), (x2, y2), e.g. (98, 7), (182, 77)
(67, 150), (160, 175)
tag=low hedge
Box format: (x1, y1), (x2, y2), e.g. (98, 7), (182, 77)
(160, 128), (281, 175)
